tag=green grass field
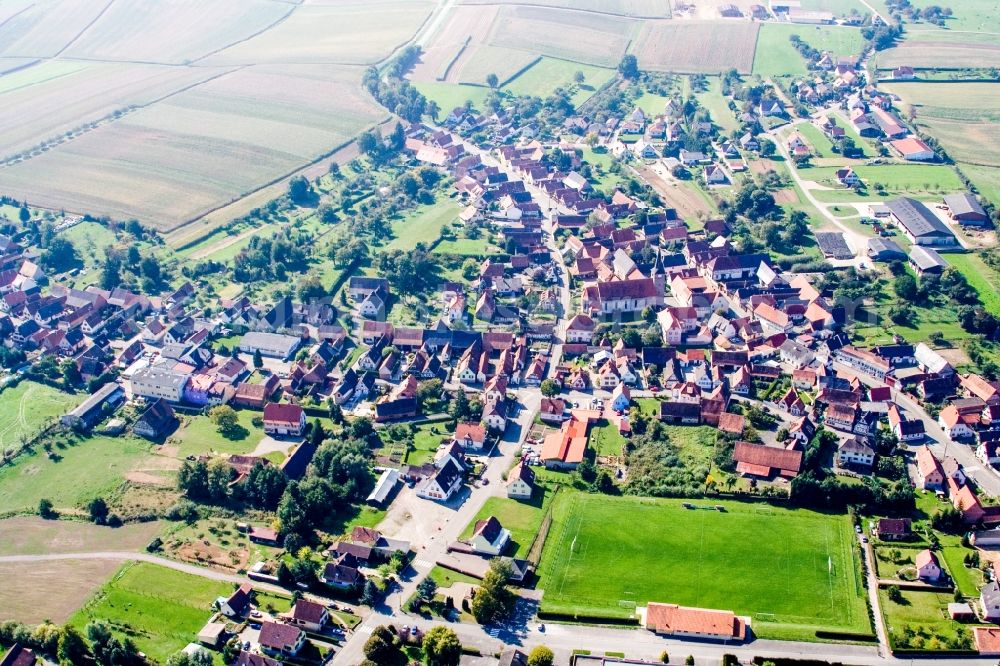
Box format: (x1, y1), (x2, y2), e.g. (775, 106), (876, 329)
(753, 24), (864, 76)
(414, 82), (490, 114)
(695, 76), (739, 134)
(879, 588), (968, 650)
(941, 253), (1000, 318)
(172, 409), (266, 458)
(460, 486), (553, 557)
(802, 164), (964, 202)
(537, 494), (869, 641)
(0, 433), (153, 514)
(387, 198), (462, 251)
(961, 164), (1000, 207)
(433, 238), (493, 256)
(589, 420), (626, 457)
(0, 381), (82, 450)
(71, 561), (233, 663)
(504, 57), (614, 107)
(796, 122), (838, 159)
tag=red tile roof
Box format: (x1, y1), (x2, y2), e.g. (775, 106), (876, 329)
(644, 603), (747, 640)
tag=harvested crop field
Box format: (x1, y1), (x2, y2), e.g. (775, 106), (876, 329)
(876, 42), (1000, 71)
(0, 559), (124, 624)
(0, 0), (110, 58)
(633, 20), (759, 74)
(0, 517), (162, 556)
(203, 0), (434, 66)
(0, 61), (228, 162)
(488, 5), (639, 68)
(61, 0), (293, 64)
(0, 64), (384, 230)
(410, 5), (514, 83)
(882, 82), (1000, 167)
(457, 0), (670, 16)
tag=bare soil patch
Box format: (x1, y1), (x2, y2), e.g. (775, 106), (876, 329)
(0, 517), (162, 556)
(748, 158), (776, 175)
(773, 188), (798, 204)
(0, 559), (122, 623)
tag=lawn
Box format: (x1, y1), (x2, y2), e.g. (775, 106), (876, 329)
(433, 238), (493, 256)
(695, 76), (739, 135)
(0, 433), (153, 515)
(0, 381), (83, 451)
(428, 565), (482, 588)
(171, 409), (266, 458)
(753, 24), (865, 76)
(878, 588), (969, 651)
(400, 422), (450, 466)
(801, 164), (964, 201)
(536, 494), (870, 642)
(71, 561), (234, 663)
(634, 92), (673, 116)
(589, 419), (626, 457)
(961, 164), (1000, 207)
(503, 57), (614, 107)
(943, 253), (1000, 318)
(796, 122), (838, 159)
(414, 82), (490, 114)
(386, 198), (462, 251)
(460, 485), (554, 557)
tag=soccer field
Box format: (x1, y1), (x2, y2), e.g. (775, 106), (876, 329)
(536, 493), (869, 640)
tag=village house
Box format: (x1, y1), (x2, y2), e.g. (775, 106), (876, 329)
(506, 462), (535, 500)
(915, 445), (944, 490)
(262, 403), (305, 437)
(258, 622), (305, 658)
(469, 516), (511, 556)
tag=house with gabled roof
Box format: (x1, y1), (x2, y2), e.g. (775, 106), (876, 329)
(470, 516), (511, 556)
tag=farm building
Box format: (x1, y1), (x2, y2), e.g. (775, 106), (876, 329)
(885, 198), (956, 246)
(890, 137), (936, 161)
(61, 382), (124, 430)
(908, 246), (948, 276)
(239, 332), (301, 359)
(867, 237), (906, 262)
(944, 192), (989, 226)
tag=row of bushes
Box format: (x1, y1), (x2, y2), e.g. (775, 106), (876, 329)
(535, 610), (639, 626)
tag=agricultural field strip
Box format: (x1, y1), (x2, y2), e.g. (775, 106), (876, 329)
(0, 63), (385, 230)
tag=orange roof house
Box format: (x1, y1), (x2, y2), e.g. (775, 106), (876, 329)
(642, 603), (749, 642)
(541, 411), (598, 470)
(732, 441), (802, 479)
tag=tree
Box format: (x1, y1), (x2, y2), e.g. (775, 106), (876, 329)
(58, 625), (90, 665)
(363, 626), (406, 666)
(618, 54), (639, 79)
(38, 498), (55, 519)
(61, 359), (81, 388)
(18, 206), (30, 223)
(528, 646), (554, 666)
(288, 175), (312, 204)
(166, 649), (213, 666)
(253, 349), (264, 370)
(423, 626), (462, 666)
(573, 70), (586, 84)
(471, 559), (516, 623)
(88, 497), (109, 524)
(539, 379), (561, 398)
(208, 405), (240, 437)
(42, 237), (79, 273)
(660, 652), (670, 664)
(486, 73), (499, 89)
(887, 584), (903, 603)
(87, 621), (142, 666)
(416, 575), (438, 602)
(360, 579), (380, 606)
(449, 388), (470, 419)
(894, 274), (918, 301)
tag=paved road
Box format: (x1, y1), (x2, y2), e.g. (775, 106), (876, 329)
(769, 122), (870, 267)
(332, 388), (537, 665)
(341, 611), (999, 666)
(0, 550), (301, 599)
